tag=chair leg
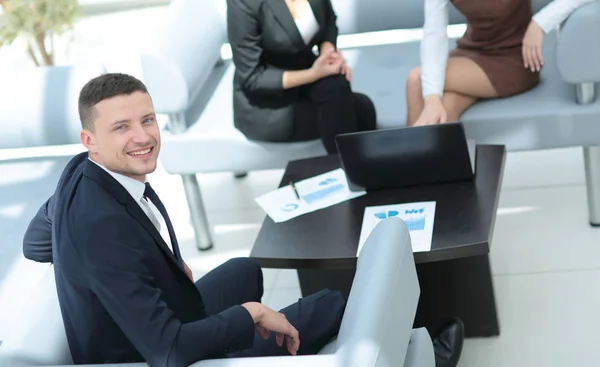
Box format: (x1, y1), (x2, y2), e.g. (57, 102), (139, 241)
(180, 174), (213, 251)
(584, 146), (600, 227)
(577, 82), (599, 227)
(233, 171), (248, 179)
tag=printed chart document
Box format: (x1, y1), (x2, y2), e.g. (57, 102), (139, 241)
(256, 168), (366, 223)
(357, 201), (436, 256)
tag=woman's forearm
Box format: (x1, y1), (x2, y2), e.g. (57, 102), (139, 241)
(421, 0), (450, 98)
(282, 69), (320, 89)
(532, 0), (596, 34)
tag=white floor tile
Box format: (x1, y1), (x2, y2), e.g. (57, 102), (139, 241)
(177, 209), (264, 276)
(263, 288), (303, 312)
(501, 147), (584, 190)
(459, 270), (600, 367)
(262, 269), (279, 291)
(273, 269), (300, 290)
(491, 185), (600, 275)
(262, 290), (273, 305)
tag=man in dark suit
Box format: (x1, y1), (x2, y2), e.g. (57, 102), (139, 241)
(22, 73), (346, 367)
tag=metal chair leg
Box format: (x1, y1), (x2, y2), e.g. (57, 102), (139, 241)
(576, 82), (600, 226)
(181, 174), (213, 251)
(584, 146), (600, 226)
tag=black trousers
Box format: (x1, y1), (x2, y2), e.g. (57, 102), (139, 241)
(290, 75), (377, 154)
(195, 258), (346, 357)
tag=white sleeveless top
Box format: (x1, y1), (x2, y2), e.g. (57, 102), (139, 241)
(293, 3), (320, 45)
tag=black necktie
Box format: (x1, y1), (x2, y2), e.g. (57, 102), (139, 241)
(143, 182), (183, 265)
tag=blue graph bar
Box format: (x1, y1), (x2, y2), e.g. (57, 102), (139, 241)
(301, 183), (344, 204)
(405, 216), (426, 231)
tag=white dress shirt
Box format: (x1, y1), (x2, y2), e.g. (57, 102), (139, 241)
(420, 0), (598, 98)
(89, 158), (173, 252)
(294, 2), (320, 45)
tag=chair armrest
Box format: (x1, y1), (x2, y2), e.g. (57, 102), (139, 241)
(403, 328), (436, 367)
(0, 355), (339, 367)
(190, 354), (339, 367)
(0, 265), (73, 367)
(556, 1), (600, 84)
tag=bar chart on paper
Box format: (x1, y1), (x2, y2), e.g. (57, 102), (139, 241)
(255, 169), (366, 223)
(358, 201), (436, 255)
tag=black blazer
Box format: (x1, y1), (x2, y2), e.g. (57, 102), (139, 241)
(23, 154), (255, 367)
(227, 0), (338, 142)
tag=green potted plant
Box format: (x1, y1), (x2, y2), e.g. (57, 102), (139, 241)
(0, 0), (79, 66)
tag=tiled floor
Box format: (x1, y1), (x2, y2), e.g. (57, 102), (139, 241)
(2, 3), (600, 366)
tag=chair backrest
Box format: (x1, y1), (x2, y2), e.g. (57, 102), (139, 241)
(330, 0), (554, 34)
(0, 265), (73, 366)
(333, 217), (420, 367)
(140, 0), (227, 114)
(0, 64), (105, 149)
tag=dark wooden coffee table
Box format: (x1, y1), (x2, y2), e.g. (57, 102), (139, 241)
(250, 145), (506, 337)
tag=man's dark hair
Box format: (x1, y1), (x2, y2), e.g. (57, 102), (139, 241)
(78, 73), (149, 131)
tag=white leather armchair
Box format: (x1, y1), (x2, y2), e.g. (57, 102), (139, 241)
(0, 217), (434, 367)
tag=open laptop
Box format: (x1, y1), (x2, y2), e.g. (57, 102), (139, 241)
(335, 122), (476, 192)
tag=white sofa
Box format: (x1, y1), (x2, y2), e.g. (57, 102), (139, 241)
(0, 218), (435, 367)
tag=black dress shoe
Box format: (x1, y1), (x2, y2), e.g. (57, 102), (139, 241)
(432, 317), (465, 367)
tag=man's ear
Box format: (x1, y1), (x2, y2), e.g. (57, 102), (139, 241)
(80, 129), (97, 153)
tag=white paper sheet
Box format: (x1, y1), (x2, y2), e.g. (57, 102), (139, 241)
(357, 201), (436, 255)
(255, 168), (366, 223)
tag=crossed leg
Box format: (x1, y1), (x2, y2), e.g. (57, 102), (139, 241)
(195, 258), (346, 358)
(406, 57), (499, 126)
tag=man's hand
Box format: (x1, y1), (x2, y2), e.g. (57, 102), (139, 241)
(183, 261), (193, 282)
(522, 20), (544, 72)
(242, 302), (300, 355)
(414, 95), (448, 126)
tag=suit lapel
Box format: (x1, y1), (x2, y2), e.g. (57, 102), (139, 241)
(308, 0), (324, 25)
(125, 200), (183, 270)
(267, 0), (306, 49)
(83, 161), (184, 271)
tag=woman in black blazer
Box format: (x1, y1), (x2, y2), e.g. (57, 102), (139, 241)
(226, 0), (377, 154)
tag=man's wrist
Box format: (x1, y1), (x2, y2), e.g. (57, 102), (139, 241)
(241, 302), (264, 323)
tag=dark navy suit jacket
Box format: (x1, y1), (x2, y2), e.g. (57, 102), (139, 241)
(23, 153), (255, 367)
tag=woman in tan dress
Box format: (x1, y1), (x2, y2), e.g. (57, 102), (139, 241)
(406, 0), (597, 126)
